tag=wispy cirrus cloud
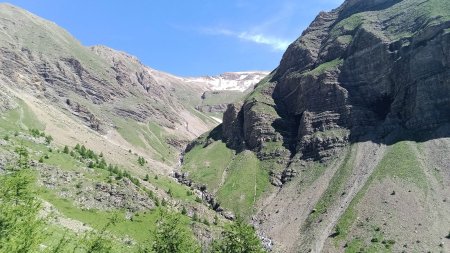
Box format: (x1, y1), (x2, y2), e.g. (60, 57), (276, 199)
(201, 28), (290, 51)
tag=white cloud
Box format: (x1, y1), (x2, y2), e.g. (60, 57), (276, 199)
(202, 28), (290, 51)
(237, 32), (290, 51)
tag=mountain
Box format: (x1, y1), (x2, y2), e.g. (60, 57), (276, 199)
(181, 0), (450, 252)
(0, 3), (268, 251)
(185, 71), (270, 92)
(0, 3), (267, 167)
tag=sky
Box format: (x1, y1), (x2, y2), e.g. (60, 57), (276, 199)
(5, 0), (344, 76)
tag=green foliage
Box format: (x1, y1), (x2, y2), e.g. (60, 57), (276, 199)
(211, 217), (264, 253)
(74, 215), (119, 253)
(138, 156), (146, 166)
(144, 174), (150, 181)
(0, 149), (43, 253)
(192, 212), (199, 222)
(29, 128), (42, 138)
(181, 206), (187, 215)
(14, 145), (29, 170)
(45, 135), (53, 144)
(145, 210), (201, 253)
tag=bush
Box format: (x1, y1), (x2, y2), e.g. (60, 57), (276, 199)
(45, 135), (53, 145)
(3, 135), (9, 141)
(181, 206), (187, 215)
(63, 145), (69, 154)
(138, 156), (146, 166)
(192, 213), (198, 222)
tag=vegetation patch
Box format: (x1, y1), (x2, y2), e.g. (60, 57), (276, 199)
(309, 145), (356, 221)
(183, 140), (234, 192)
(307, 58), (344, 76)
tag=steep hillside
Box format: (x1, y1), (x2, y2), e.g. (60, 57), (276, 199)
(181, 0), (450, 252)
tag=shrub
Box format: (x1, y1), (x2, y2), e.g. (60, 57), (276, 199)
(45, 135), (53, 144)
(192, 212), (198, 222)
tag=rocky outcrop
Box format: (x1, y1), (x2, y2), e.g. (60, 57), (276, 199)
(39, 165), (154, 212)
(195, 104), (228, 113)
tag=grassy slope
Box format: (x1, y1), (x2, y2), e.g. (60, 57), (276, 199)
(183, 141), (234, 191)
(0, 101), (208, 250)
(114, 119), (178, 164)
(216, 150), (269, 217)
(183, 139), (270, 217)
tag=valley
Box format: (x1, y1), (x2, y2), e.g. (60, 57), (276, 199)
(1, 0), (450, 252)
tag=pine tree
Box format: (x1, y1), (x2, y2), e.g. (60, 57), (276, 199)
(148, 210), (201, 253)
(0, 147), (43, 252)
(211, 217), (264, 253)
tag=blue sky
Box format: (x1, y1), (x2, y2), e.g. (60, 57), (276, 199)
(5, 0), (344, 76)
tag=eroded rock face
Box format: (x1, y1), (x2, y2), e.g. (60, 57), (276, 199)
(222, 0), (450, 165)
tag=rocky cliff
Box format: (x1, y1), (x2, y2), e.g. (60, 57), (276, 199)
(223, 0), (450, 161)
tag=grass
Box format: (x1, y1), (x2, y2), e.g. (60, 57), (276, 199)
(183, 139), (271, 217)
(334, 141), (426, 243)
(114, 119), (177, 163)
(39, 187), (191, 246)
(216, 150), (269, 217)
(201, 90), (245, 106)
(309, 145), (356, 221)
(0, 99), (44, 133)
(44, 151), (83, 171)
(42, 225), (131, 253)
(307, 59), (344, 76)
(182, 140), (235, 192)
(147, 175), (197, 203)
(115, 119), (147, 149)
(373, 141), (426, 190)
